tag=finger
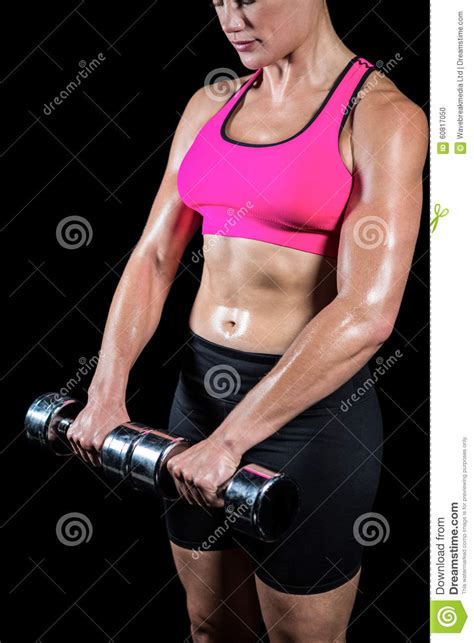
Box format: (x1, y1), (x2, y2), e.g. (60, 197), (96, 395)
(211, 492), (225, 509)
(67, 439), (77, 456)
(193, 485), (210, 508)
(90, 450), (102, 468)
(76, 444), (92, 464)
(184, 480), (205, 507)
(176, 479), (193, 504)
(179, 472), (200, 505)
(171, 474), (185, 498)
(68, 438), (80, 458)
(168, 457), (199, 505)
(200, 487), (224, 509)
(214, 484), (226, 509)
(167, 461), (189, 499)
(215, 496), (225, 509)
(81, 446), (96, 466)
(65, 432), (75, 453)
(90, 440), (103, 468)
(200, 483), (227, 507)
(182, 481), (196, 505)
(191, 480), (212, 507)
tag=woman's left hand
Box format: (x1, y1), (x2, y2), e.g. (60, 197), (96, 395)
(166, 437), (241, 508)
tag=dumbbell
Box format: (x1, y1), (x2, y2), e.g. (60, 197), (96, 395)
(25, 393), (300, 542)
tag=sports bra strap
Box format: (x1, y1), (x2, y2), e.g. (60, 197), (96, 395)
(219, 57), (376, 140)
(322, 57), (377, 131)
(222, 68), (262, 114)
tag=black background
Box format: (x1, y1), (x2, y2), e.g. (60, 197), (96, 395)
(2, 1), (429, 641)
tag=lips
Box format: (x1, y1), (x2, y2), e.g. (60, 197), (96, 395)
(230, 39), (257, 51)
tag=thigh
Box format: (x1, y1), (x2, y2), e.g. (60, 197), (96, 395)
(234, 388), (384, 596)
(169, 542), (264, 643)
(255, 567), (361, 643)
(163, 385), (239, 551)
(164, 367), (265, 640)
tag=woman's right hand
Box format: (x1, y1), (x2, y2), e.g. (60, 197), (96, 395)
(66, 395), (130, 467)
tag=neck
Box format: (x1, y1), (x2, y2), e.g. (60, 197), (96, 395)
(261, 6), (354, 97)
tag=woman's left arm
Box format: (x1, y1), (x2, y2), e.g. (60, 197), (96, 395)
(168, 88), (429, 507)
(212, 90), (428, 450)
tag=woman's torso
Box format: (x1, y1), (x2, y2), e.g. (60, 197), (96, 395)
(179, 56), (377, 354)
(189, 236), (337, 354)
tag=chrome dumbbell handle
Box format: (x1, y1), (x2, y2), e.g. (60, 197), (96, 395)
(56, 416), (74, 439)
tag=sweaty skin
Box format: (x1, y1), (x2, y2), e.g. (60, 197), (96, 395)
(66, 0), (428, 639)
(68, 27), (427, 497)
(168, 72), (428, 505)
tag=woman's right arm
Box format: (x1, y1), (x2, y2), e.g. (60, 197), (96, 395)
(66, 84), (221, 467)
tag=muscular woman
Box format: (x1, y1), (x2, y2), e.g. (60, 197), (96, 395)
(67, 1), (428, 641)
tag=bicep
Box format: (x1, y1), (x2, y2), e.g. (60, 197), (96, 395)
(135, 87), (211, 264)
(336, 93), (428, 331)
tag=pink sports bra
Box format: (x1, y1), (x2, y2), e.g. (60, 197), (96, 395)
(177, 56), (376, 257)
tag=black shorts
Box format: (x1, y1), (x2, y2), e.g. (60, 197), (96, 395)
(163, 329), (384, 595)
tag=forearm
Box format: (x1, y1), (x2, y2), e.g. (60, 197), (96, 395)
(88, 247), (178, 404)
(210, 297), (390, 457)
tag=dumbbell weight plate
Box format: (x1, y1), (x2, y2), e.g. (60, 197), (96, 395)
(253, 474), (300, 542)
(101, 423), (151, 484)
(224, 464), (300, 542)
(127, 430), (190, 498)
(101, 423), (189, 496)
(25, 392), (84, 455)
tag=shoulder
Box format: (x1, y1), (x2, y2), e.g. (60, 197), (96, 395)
(168, 70), (254, 172)
(171, 71), (253, 158)
(353, 70), (429, 160)
(183, 71), (254, 129)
